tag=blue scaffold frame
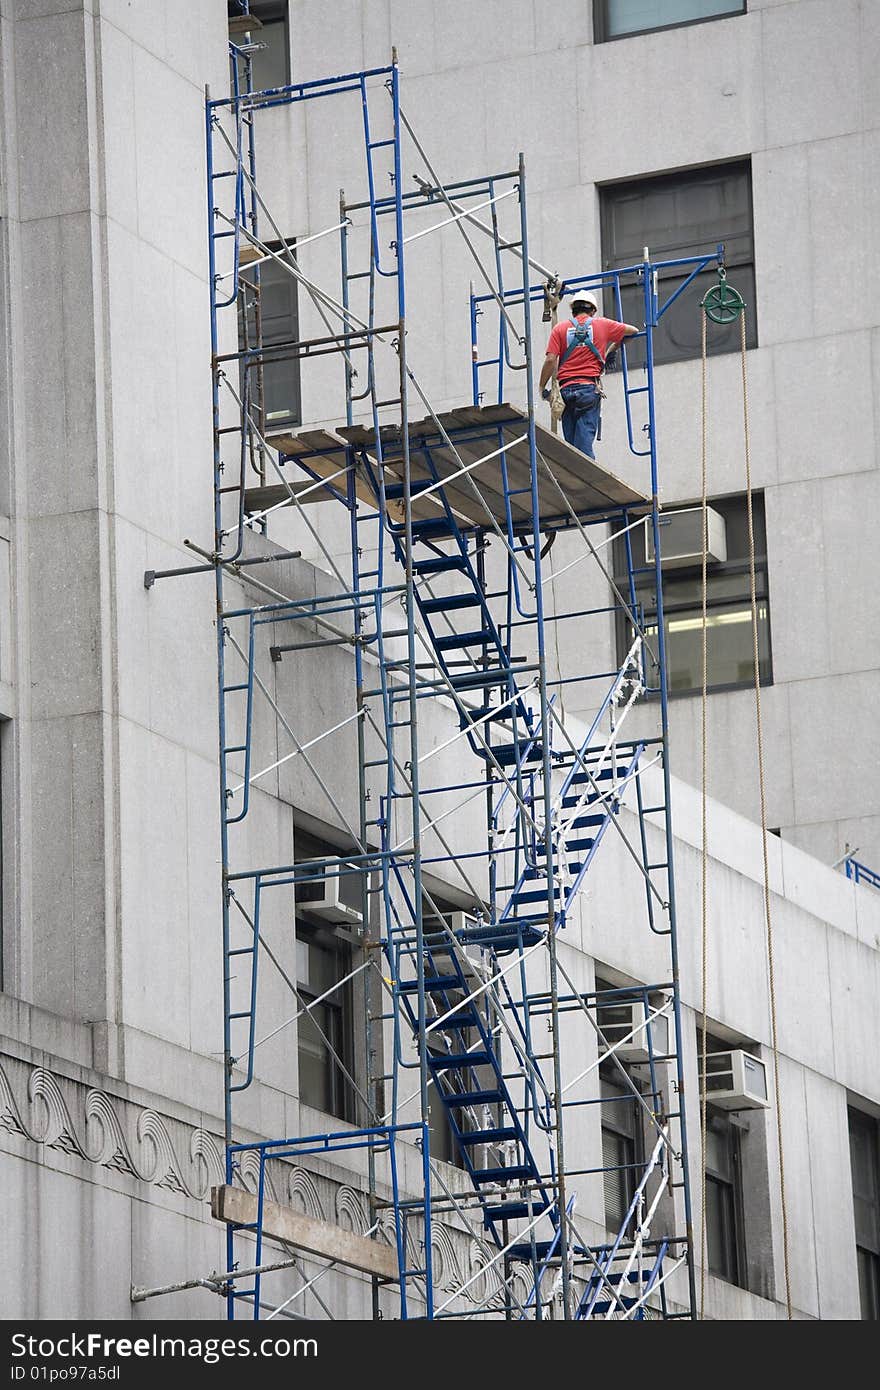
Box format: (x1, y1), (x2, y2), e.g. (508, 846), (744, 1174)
(187, 19), (730, 1319)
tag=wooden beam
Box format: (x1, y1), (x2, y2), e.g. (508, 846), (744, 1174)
(211, 1184), (398, 1281)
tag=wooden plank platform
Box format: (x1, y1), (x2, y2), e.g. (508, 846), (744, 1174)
(212, 1184), (397, 1281)
(244, 404), (650, 528)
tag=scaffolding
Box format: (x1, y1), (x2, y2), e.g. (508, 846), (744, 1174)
(149, 13), (741, 1319)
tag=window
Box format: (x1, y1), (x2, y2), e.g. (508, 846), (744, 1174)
(294, 830), (359, 1123)
(238, 240), (301, 435)
(614, 492), (772, 696)
(228, 3), (290, 90)
(848, 1108), (880, 1320)
(704, 1108), (747, 1284)
(600, 1071), (644, 1235)
(595, 977), (646, 1234)
(295, 923), (353, 1121)
(594, 1), (745, 43)
(600, 161), (756, 366)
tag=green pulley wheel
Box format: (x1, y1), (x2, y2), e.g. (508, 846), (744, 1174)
(702, 278), (746, 324)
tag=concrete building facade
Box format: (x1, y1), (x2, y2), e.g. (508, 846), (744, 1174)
(0, 0), (878, 1322)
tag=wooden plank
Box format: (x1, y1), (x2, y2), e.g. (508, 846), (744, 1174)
(285, 406), (651, 527)
(212, 1185), (398, 1281)
(260, 430), (404, 520)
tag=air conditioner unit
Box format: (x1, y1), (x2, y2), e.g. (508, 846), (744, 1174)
(646, 506), (727, 569)
(597, 999), (669, 1064)
(295, 869), (363, 925)
(700, 1049), (769, 1111)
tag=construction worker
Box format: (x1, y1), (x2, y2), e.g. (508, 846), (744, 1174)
(538, 291), (639, 459)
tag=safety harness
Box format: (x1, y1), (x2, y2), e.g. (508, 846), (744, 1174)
(555, 317), (606, 443)
(559, 317), (605, 373)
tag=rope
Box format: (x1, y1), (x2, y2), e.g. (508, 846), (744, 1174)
(699, 309), (710, 1320)
(739, 312), (793, 1318)
(546, 279), (563, 437)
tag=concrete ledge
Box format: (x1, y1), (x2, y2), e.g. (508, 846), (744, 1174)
(211, 1184), (397, 1281)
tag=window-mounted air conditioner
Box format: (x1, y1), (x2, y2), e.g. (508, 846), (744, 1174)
(646, 506), (727, 569)
(700, 1049), (769, 1111)
(296, 869), (363, 926)
(597, 999), (670, 1064)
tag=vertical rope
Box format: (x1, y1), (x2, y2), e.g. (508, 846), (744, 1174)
(739, 313), (793, 1319)
(699, 310), (710, 1320)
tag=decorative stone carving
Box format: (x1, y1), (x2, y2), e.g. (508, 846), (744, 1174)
(29, 1068), (87, 1158)
(336, 1184), (369, 1234)
(0, 1053), (486, 1309)
(135, 1110), (189, 1194)
(85, 1090), (139, 1178)
(0, 1065), (26, 1137)
(287, 1165), (324, 1221)
(190, 1128), (226, 1200)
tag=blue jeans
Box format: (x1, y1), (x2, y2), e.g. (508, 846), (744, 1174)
(560, 382), (600, 459)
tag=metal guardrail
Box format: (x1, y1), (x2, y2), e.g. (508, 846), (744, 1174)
(845, 856), (880, 891)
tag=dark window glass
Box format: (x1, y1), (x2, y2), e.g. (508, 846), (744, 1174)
(848, 1108), (880, 1320)
(704, 1111), (746, 1284)
(600, 1072), (642, 1235)
(595, 0), (745, 42)
(600, 161), (756, 365)
(229, 3), (290, 90)
(239, 241), (302, 435)
(614, 492), (772, 696)
(293, 828), (358, 1124)
(295, 924), (353, 1122)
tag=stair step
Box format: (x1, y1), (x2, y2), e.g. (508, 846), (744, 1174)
(399, 974), (462, 993)
(410, 518), (454, 539)
(483, 1199), (552, 1223)
(430, 1007), (481, 1030)
(562, 791), (611, 810)
(445, 1089), (503, 1108)
(472, 1165), (535, 1185)
(433, 629), (494, 652)
(458, 1127), (518, 1147)
(570, 812), (605, 829)
(511, 884), (564, 906)
(430, 1051), (493, 1071)
(412, 554), (469, 576)
(383, 479), (436, 500)
(458, 921), (545, 949)
(587, 1296), (640, 1315)
(536, 836), (595, 856)
(570, 767), (615, 786)
(421, 593), (482, 615)
(448, 669), (512, 692)
(489, 743), (543, 767)
(590, 1269), (651, 1288)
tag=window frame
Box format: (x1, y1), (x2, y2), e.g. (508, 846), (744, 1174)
(599, 159), (757, 367)
(294, 914), (356, 1124)
(292, 827), (361, 1126)
(848, 1106), (880, 1320)
(613, 493), (773, 699)
(229, 2), (291, 88)
(599, 1064), (646, 1237)
(704, 1105), (747, 1286)
(593, 0), (746, 45)
(238, 236), (302, 436)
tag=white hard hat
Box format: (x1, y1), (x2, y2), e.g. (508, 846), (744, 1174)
(570, 289), (599, 312)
